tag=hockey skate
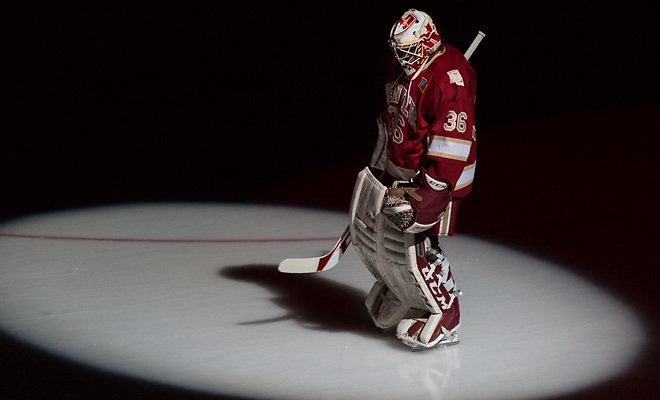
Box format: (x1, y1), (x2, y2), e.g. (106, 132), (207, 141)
(396, 298), (460, 351)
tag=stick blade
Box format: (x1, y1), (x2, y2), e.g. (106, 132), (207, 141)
(278, 257), (322, 273)
(278, 226), (351, 274)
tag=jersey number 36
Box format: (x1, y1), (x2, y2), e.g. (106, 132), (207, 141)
(443, 110), (468, 133)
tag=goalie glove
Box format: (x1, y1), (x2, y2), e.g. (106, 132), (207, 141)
(381, 170), (451, 233)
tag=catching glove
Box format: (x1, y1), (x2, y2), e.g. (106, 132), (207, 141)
(381, 170), (451, 233)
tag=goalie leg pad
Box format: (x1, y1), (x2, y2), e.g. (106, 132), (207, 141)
(350, 167), (388, 283)
(350, 168), (430, 312)
(365, 281), (409, 329)
(407, 234), (459, 314)
(393, 234), (461, 349)
(365, 282), (431, 329)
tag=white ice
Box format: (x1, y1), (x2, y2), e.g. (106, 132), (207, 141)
(0, 203), (648, 399)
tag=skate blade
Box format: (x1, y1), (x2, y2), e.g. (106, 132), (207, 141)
(409, 338), (459, 352)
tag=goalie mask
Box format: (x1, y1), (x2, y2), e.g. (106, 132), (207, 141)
(389, 9), (442, 77)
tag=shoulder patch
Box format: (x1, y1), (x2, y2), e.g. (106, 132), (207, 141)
(418, 77), (428, 93)
(447, 69), (464, 86)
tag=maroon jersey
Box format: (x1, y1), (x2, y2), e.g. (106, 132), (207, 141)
(380, 44), (477, 199)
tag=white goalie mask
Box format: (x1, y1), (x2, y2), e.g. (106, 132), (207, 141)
(389, 9), (442, 77)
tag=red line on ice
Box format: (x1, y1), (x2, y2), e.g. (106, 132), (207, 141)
(0, 233), (336, 244)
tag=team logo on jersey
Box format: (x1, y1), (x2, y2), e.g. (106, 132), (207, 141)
(447, 69), (464, 86)
(418, 77), (428, 93)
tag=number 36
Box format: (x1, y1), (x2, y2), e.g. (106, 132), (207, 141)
(443, 110), (468, 133)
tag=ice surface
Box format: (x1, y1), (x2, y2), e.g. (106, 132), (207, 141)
(0, 203), (648, 399)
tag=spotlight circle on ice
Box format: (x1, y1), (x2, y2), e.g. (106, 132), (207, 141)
(0, 203), (647, 400)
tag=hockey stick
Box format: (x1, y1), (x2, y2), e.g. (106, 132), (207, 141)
(464, 31), (486, 60)
(278, 31), (485, 274)
(278, 225), (352, 273)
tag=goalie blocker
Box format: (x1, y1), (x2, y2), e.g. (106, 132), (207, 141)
(350, 167), (460, 350)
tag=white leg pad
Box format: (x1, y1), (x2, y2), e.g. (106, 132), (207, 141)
(350, 168), (430, 313)
(365, 281), (409, 328)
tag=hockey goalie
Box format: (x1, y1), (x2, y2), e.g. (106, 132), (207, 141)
(351, 9), (477, 350)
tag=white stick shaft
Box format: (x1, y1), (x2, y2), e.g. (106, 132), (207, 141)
(464, 31), (486, 60)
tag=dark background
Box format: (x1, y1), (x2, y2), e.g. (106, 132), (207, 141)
(2, 1), (659, 399)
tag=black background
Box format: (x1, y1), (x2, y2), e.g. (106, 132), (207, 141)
(3, 1), (659, 399)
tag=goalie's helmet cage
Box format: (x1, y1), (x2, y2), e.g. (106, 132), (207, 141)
(389, 9), (442, 77)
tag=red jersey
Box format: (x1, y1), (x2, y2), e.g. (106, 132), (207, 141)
(379, 44), (477, 199)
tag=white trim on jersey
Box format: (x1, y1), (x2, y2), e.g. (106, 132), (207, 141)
(454, 162), (476, 191)
(428, 136), (472, 161)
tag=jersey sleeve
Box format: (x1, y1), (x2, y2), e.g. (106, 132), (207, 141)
(421, 61), (477, 198)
